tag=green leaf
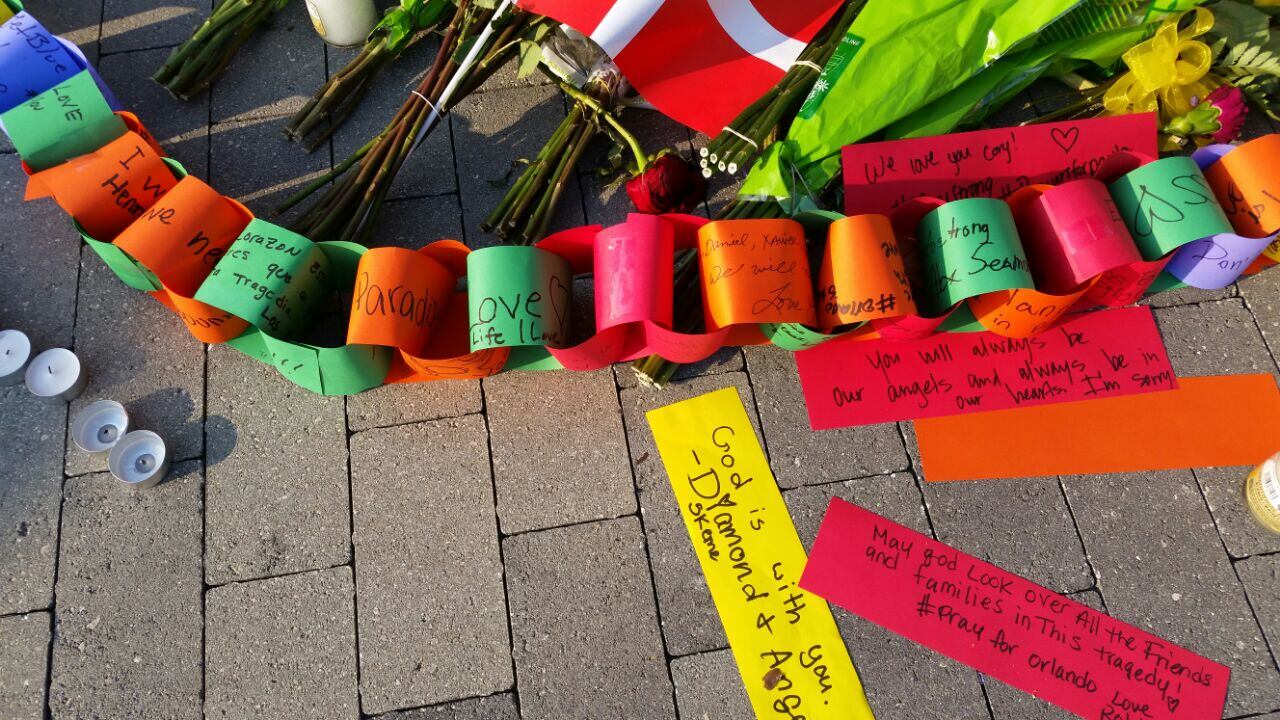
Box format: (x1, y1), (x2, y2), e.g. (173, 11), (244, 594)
(1210, 0), (1271, 45)
(1208, 1), (1280, 118)
(516, 40), (542, 78)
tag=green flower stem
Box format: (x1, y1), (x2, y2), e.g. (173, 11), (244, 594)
(154, 0), (252, 82)
(155, 0), (286, 98)
(560, 81), (648, 173)
(525, 118), (594, 243)
(287, 39), (390, 143)
(484, 106), (580, 233)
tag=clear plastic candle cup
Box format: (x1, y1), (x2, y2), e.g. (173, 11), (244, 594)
(71, 400), (130, 455)
(107, 430), (170, 490)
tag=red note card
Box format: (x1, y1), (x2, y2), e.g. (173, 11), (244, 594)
(916, 374), (1280, 481)
(842, 114), (1158, 216)
(800, 498), (1231, 720)
(794, 307), (1175, 430)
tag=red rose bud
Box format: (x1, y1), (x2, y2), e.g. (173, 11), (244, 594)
(1165, 85), (1248, 145)
(626, 154), (708, 214)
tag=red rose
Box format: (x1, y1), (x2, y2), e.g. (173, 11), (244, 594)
(626, 154), (708, 214)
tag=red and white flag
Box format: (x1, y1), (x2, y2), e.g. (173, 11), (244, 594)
(515, 0), (843, 135)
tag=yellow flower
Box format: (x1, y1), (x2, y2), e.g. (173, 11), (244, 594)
(1103, 7), (1221, 123)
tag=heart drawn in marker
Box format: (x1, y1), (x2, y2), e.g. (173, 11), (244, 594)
(1050, 126), (1080, 154)
(549, 275), (571, 333)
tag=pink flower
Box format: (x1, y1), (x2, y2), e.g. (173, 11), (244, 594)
(1204, 85), (1247, 143)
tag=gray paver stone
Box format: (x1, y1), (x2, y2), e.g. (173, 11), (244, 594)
(49, 462), (203, 720)
(205, 566), (359, 720)
(485, 367), (634, 533)
(370, 693), (521, 720)
(1196, 465), (1280, 558)
(350, 416), (512, 714)
(0, 390), (65, 615)
(0, 612), (50, 720)
(1236, 554), (1280, 662)
(983, 590), (1106, 720)
(205, 344), (350, 585)
(1153, 300), (1279, 381)
(503, 516), (675, 720)
(64, 256), (205, 477)
(0, 160), (80, 351)
(902, 424), (1094, 592)
(331, 37), (457, 200)
(670, 649), (753, 720)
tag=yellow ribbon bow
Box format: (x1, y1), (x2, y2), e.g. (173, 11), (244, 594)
(1103, 7), (1219, 120)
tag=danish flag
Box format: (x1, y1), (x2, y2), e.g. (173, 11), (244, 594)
(515, 0), (843, 135)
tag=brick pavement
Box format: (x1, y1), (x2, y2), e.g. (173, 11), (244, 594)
(0, 3), (1278, 719)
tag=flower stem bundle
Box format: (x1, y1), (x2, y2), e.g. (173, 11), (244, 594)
(483, 78), (643, 244)
(700, 0), (865, 176)
(276, 1), (549, 244)
(285, 0), (454, 150)
(154, 0), (290, 100)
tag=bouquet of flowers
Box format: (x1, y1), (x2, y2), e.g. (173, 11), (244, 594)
(285, 0), (454, 149)
(154, 0), (290, 99)
(1042, 1), (1280, 148)
(276, 0), (550, 244)
(634, 0), (1223, 386)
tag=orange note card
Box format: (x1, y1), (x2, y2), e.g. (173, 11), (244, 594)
(916, 375), (1280, 481)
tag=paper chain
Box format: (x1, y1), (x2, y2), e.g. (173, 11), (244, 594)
(2, 5), (1278, 395)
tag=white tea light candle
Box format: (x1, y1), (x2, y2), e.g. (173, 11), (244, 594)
(107, 430), (170, 490)
(305, 0), (379, 48)
(71, 400), (130, 455)
(25, 348), (87, 401)
(0, 329), (32, 386)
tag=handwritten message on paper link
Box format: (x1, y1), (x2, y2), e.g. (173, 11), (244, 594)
(646, 388), (875, 720)
(794, 307), (1176, 430)
(800, 499), (1230, 720)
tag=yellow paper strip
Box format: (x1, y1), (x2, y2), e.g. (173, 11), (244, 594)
(0, 5), (13, 23)
(647, 387), (876, 720)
